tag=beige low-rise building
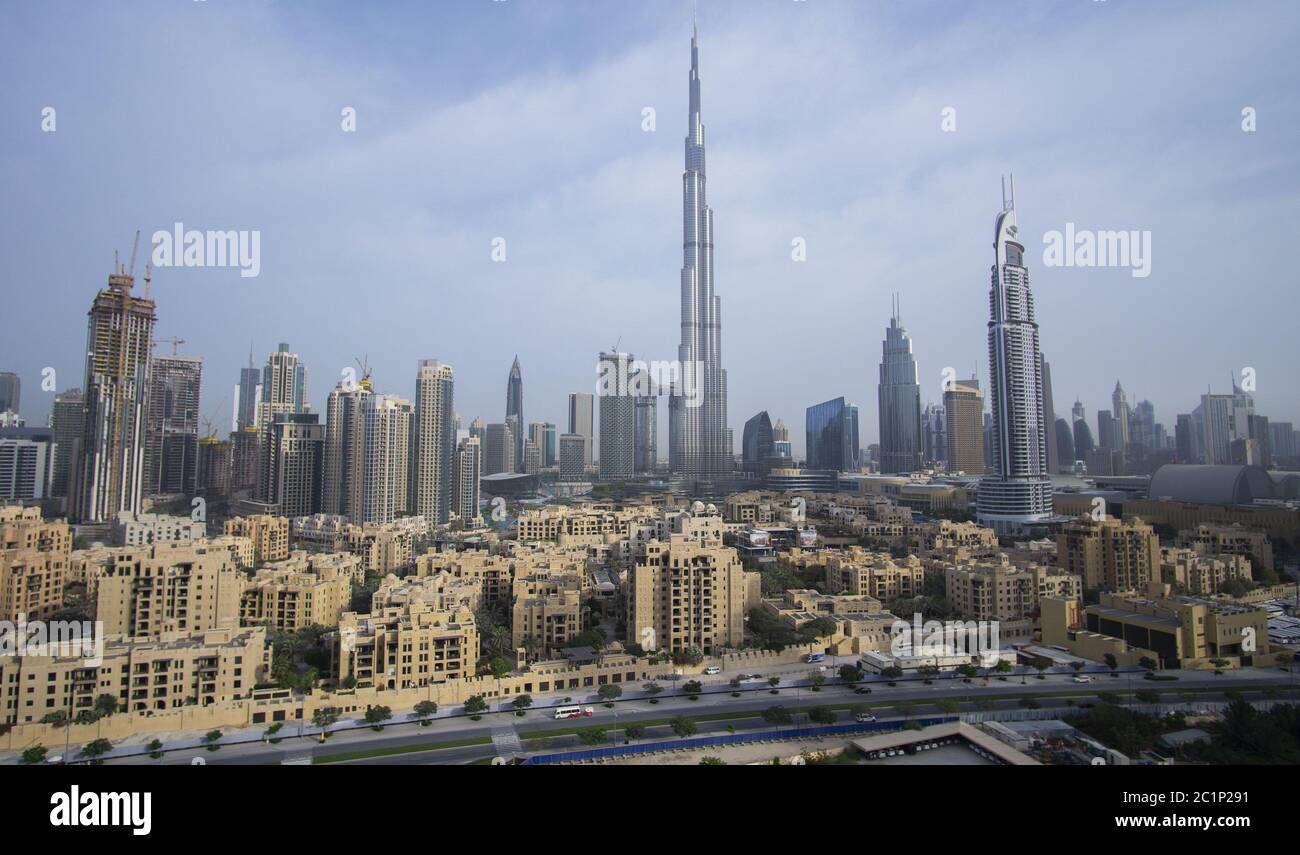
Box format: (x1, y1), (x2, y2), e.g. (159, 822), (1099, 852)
(240, 552), (360, 632)
(111, 511), (206, 547)
(0, 626), (270, 723)
(0, 506), (70, 622)
(1160, 547), (1252, 596)
(1177, 523), (1274, 575)
(824, 549), (924, 601)
(942, 554), (1081, 623)
(627, 534), (760, 656)
(223, 514), (290, 565)
(333, 602), (479, 689)
(1057, 515), (1160, 592)
(512, 572), (583, 656)
(370, 572), (483, 614)
(89, 543), (243, 639)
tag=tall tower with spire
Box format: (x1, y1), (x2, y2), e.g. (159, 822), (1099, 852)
(976, 177), (1053, 535)
(670, 20), (729, 477)
(506, 356), (523, 472)
(878, 295), (923, 473)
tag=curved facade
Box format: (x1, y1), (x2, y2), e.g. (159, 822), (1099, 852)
(977, 185), (1053, 534)
(1147, 464), (1277, 505)
(741, 410), (774, 473)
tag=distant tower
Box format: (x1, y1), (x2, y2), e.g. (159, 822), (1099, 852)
(599, 352), (636, 480)
(976, 178), (1052, 534)
(255, 343), (308, 503)
(877, 296), (923, 473)
(414, 359), (455, 523)
(506, 356), (524, 471)
(76, 258), (156, 523)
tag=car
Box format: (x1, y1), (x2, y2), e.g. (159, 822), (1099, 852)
(1072, 675), (1092, 683)
(854, 713), (877, 723)
(854, 687), (872, 694)
(703, 666), (721, 675)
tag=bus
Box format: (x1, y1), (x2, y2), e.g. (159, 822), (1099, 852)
(806, 652), (826, 664)
(554, 705), (595, 720)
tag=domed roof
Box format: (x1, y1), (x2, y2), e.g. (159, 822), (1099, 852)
(1147, 464), (1276, 505)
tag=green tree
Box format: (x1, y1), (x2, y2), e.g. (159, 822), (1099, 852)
(670, 715), (697, 737)
(312, 707), (340, 729)
(624, 724), (646, 740)
(93, 694), (118, 717)
(413, 700), (438, 724)
(577, 727), (607, 745)
(838, 664), (863, 684)
(807, 706), (836, 724)
(512, 694), (534, 711)
(641, 681), (663, 696)
(79, 738), (113, 761)
(364, 706), (392, 727)
(699, 756), (726, 765)
(881, 666), (904, 681)
(808, 671), (826, 690)
(597, 684), (623, 703)
(763, 705), (793, 725)
(464, 695), (488, 715)
(1103, 653), (1119, 673)
(21, 746), (48, 765)
(681, 680), (703, 695)
(1138, 657), (1158, 673)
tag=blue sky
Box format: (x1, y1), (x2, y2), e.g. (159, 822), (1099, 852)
(2, 0), (1297, 458)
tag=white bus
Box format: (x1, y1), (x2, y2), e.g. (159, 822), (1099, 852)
(554, 705), (595, 720)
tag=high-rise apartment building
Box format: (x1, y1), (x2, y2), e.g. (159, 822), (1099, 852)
(1042, 356), (1058, 474)
(49, 389), (83, 501)
(599, 351), (636, 480)
(144, 352), (202, 496)
(76, 264), (156, 523)
(635, 390), (658, 475)
(669, 25), (729, 477)
(236, 354), (260, 431)
(414, 359), (454, 523)
(264, 413), (324, 518)
(484, 422), (515, 476)
(558, 433), (587, 481)
(323, 379), (371, 519)
(0, 428), (55, 500)
(0, 506), (70, 622)
(256, 343), (308, 503)
(877, 303), (923, 474)
(0, 372), (19, 415)
(944, 378), (984, 475)
(976, 182), (1053, 534)
(568, 393), (594, 466)
(453, 435), (481, 525)
(361, 394), (413, 525)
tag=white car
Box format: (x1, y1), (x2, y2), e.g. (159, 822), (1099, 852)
(1072, 675), (1092, 683)
(703, 666), (721, 675)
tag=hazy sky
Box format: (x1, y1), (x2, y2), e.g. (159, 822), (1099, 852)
(2, 0), (1297, 459)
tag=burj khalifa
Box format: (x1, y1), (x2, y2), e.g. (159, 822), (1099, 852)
(670, 22), (730, 477)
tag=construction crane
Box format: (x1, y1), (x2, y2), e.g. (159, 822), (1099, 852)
(153, 336), (186, 356)
(354, 355), (372, 389)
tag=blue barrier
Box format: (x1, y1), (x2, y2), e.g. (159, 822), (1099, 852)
(520, 715), (958, 764)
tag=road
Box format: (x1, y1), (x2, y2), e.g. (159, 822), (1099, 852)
(94, 664), (1299, 766)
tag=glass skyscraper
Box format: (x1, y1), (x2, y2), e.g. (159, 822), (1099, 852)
(877, 302), (922, 473)
(805, 397), (860, 473)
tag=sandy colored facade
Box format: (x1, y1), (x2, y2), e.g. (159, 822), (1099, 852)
(0, 506), (70, 622)
(90, 543), (243, 638)
(941, 554), (1081, 623)
(1056, 515), (1160, 591)
(0, 626), (269, 724)
(1160, 547), (1252, 596)
(240, 552), (360, 631)
(823, 549), (924, 601)
(626, 532), (760, 656)
(223, 514), (290, 565)
(1177, 523), (1274, 574)
(511, 572), (583, 655)
(333, 602), (479, 689)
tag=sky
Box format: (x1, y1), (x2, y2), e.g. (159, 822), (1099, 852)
(2, 0), (1297, 460)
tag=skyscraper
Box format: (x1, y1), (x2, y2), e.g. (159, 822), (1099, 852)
(143, 352), (202, 496)
(76, 263), (156, 523)
(772, 418), (792, 461)
(264, 412), (323, 517)
(484, 423), (515, 476)
(361, 394), (413, 525)
(877, 301), (922, 474)
(669, 23), (729, 477)
(599, 351), (636, 480)
(506, 356), (524, 471)
(1054, 418), (1075, 471)
(256, 343), (308, 503)
(568, 393), (594, 466)
(0, 372), (19, 415)
(634, 368), (658, 476)
(741, 410), (774, 474)
(413, 359), (455, 523)
(944, 378), (984, 475)
(805, 397), (860, 472)
(323, 379), (371, 519)
(1112, 380), (1131, 455)
(922, 403), (946, 466)
(453, 435), (481, 525)
(235, 353), (260, 431)
(1041, 356), (1058, 475)
(49, 388), (83, 501)
(976, 181), (1052, 534)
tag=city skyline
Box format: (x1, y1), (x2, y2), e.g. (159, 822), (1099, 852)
(2, 1), (1297, 461)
